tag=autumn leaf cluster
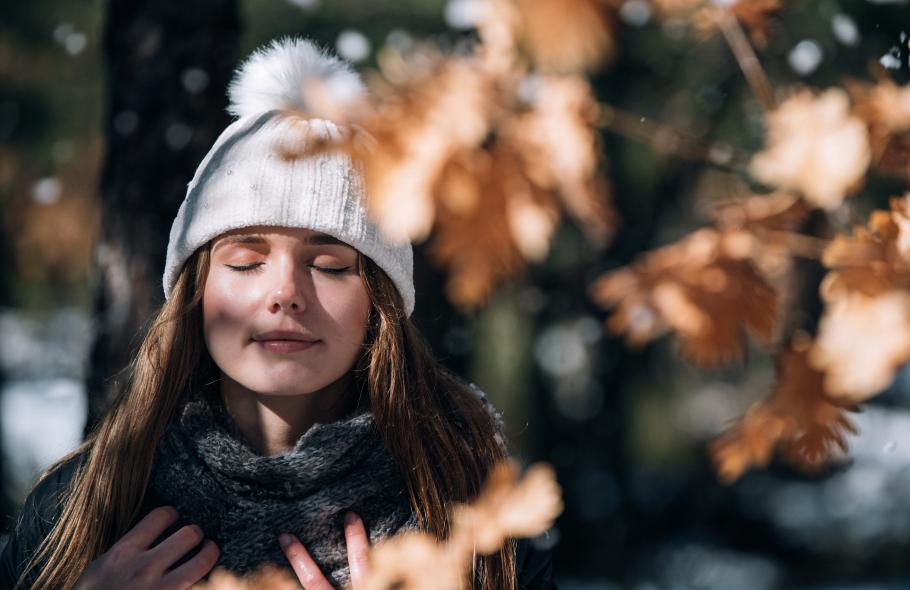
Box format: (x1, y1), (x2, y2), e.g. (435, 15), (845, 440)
(269, 0), (910, 482)
(191, 460), (562, 590)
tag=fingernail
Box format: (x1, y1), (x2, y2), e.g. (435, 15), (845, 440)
(344, 512), (358, 525)
(279, 533), (292, 549)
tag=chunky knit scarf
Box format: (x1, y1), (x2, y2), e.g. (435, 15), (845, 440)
(150, 386), (418, 588)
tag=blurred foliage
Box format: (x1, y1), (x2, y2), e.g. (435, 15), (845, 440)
(0, 0), (102, 310)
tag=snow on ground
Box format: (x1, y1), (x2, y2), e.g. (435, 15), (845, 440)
(0, 308), (90, 501)
(1, 377), (86, 501)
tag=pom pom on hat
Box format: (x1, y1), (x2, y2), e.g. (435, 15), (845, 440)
(227, 37), (366, 120)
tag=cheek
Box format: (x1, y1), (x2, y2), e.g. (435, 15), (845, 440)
(315, 279), (371, 344)
(202, 272), (257, 349)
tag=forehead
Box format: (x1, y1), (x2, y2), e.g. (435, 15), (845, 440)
(212, 227), (351, 250)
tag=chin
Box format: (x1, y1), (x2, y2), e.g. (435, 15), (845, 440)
(240, 382), (311, 397)
(256, 375), (334, 397)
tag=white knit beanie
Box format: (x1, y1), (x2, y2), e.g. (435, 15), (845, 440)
(162, 37), (415, 316)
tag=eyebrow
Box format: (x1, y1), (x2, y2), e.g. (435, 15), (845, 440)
(214, 232), (348, 249)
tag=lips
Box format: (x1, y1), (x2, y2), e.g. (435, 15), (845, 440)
(253, 330), (320, 354)
(252, 330), (321, 353)
(256, 340), (318, 353)
(252, 330), (320, 343)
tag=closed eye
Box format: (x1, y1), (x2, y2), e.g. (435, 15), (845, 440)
(310, 265), (352, 275)
(225, 263), (264, 272)
(224, 263), (352, 275)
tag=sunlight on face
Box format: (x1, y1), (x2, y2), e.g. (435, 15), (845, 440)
(203, 226), (371, 397)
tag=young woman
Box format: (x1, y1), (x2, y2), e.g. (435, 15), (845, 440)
(0, 38), (556, 590)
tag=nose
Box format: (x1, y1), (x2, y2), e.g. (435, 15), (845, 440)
(267, 262), (306, 314)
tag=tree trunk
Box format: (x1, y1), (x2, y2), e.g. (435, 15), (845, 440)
(85, 0), (240, 433)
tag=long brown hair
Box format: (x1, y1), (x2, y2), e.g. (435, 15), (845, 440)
(17, 243), (516, 590)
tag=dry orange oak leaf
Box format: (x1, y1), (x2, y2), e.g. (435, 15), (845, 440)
(362, 460), (563, 590)
(708, 192), (812, 280)
(499, 75), (615, 246)
(429, 145), (559, 308)
(349, 54), (613, 309)
(810, 291), (910, 402)
(710, 341), (858, 484)
(589, 228), (777, 367)
(848, 77), (910, 180)
(749, 88), (870, 210)
(356, 57), (494, 245)
(450, 462), (563, 554)
(515, 0), (616, 73)
(807, 194), (910, 401)
(819, 194), (910, 298)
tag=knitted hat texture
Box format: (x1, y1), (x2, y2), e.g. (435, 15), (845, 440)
(162, 37), (415, 315)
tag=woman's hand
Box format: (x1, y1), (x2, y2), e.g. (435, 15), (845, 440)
(73, 505), (220, 590)
(279, 512), (370, 590)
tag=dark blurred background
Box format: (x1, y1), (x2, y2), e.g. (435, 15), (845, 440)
(2, 0), (910, 588)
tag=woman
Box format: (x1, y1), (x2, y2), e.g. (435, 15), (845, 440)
(0, 38), (555, 590)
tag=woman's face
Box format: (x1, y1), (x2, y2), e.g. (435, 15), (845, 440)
(203, 225), (371, 397)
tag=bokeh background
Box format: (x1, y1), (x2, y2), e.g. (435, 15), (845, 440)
(2, 0), (910, 588)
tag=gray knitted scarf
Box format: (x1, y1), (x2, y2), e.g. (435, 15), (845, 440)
(150, 386), (418, 588)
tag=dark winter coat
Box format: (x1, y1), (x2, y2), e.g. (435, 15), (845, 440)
(0, 454), (558, 589)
